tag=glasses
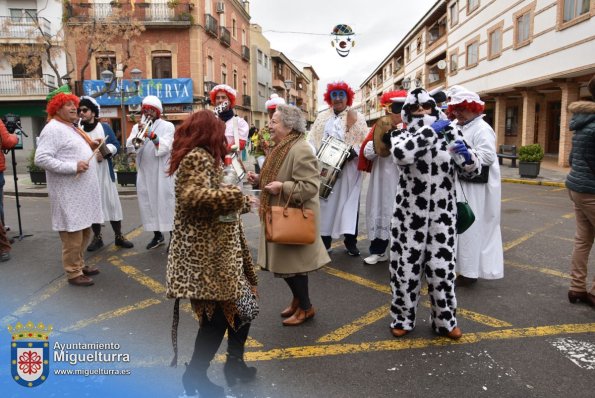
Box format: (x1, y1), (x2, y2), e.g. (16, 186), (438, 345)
(330, 90), (347, 100)
(77, 108), (89, 114)
(411, 102), (433, 111)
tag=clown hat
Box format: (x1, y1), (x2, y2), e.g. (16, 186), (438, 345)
(265, 93), (286, 110)
(210, 84), (237, 108)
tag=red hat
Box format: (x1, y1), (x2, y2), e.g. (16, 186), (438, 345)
(209, 84), (237, 108)
(323, 81), (355, 106)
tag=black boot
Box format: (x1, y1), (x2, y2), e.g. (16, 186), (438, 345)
(86, 234), (104, 252)
(115, 234), (134, 249)
(182, 363), (224, 398)
(223, 354), (257, 386)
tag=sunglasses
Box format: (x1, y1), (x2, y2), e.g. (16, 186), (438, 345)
(77, 108), (89, 113)
(330, 90), (347, 100)
(411, 102), (433, 111)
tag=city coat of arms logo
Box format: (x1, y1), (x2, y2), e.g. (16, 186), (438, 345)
(8, 321), (52, 387)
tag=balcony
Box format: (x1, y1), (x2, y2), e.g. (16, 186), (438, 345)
(241, 45), (250, 62)
(203, 80), (217, 96)
(0, 74), (56, 97)
(0, 16), (51, 42)
(205, 13), (217, 37)
(242, 95), (251, 107)
(65, 2), (193, 28)
(219, 26), (230, 47)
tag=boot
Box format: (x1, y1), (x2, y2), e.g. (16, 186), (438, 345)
(223, 354), (257, 386)
(280, 297), (299, 317)
(115, 234), (134, 249)
(182, 363), (224, 398)
(86, 234), (104, 252)
(282, 307), (316, 326)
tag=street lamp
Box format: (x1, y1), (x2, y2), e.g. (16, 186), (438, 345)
(100, 65), (142, 151)
(283, 79), (293, 104)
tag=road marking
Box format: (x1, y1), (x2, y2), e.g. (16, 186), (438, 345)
(60, 298), (161, 332)
(503, 221), (563, 251)
(317, 305), (388, 343)
(0, 278), (67, 326)
(108, 256), (166, 294)
(451, 307), (512, 328)
(505, 260), (571, 280)
(550, 337), (595, 370)
(242, 322), (595, 362)
(323, 266), (390, 294)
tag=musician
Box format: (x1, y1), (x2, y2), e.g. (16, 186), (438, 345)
(309, 81), (367, 255)
(210, 84), (249, 152)
(77, 96), (134, 252)
(358, 90), (407, 265)
(127, 95), (175, 250)
(35, 85), (103, 286)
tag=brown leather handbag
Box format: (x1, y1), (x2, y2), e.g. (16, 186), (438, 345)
(265, 183), (316, 245)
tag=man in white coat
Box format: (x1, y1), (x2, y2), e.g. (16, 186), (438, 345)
(35, 85), (103, 286)
(447, 86), (504, 285)
(358, 90), (407, 264)
(310, 81), (367, 256)
(78, 96), (134, 252)
(127, 95), (175, 250)
(210, 84), (249, 152)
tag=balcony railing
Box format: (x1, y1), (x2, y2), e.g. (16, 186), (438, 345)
(241, 45), (250, 61)
(219, 27), (230, 47)
(0, 16), (51, 39)
(0, 74), (56, 96)
(205, 14), (218, 37)
(242, 95), (251, 107)
(66, 2), (193, 27)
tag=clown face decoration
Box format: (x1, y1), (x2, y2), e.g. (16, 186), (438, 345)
(331, 24), (356, 57)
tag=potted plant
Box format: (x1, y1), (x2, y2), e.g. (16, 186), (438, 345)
(518, 143), (544, 178)
(113, 153), (137, 186)
(27, 148), (46, 185)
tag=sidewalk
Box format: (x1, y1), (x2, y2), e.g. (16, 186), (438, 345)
(3, 155), (567, 198)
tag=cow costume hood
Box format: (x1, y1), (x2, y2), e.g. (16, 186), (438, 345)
(401, 87), (447, 128)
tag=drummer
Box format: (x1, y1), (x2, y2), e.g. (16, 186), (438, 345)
(358, 90), (407, 265)
(309, 81), (367, 256)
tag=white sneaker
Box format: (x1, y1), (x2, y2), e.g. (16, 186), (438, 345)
(363, 253), (388, 265)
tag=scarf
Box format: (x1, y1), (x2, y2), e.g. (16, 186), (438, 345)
(258, 131), (302, 218)
(218, 109), (234, 123)
(81, 119), (99, 133)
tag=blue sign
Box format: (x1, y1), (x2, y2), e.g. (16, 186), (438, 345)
(82, 78), (193, 106)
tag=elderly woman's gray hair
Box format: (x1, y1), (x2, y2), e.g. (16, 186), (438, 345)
(275, 104), (306, 134)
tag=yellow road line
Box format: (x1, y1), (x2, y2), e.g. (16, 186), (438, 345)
(506, 260), (571, 280)
(503, 221), (562, 251)
(60, 298), (161, 332)
(317, 305), (388, 343)
(242, 322), (595, 362)
(562, 212), (575, 219)
(108, 256), (166, 294)
(322, 266), (390, 294)
(1, 278), (67, 326)
(453, 308), (512, 327)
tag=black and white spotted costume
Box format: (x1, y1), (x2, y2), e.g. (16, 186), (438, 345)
(386, 87), (480, 335)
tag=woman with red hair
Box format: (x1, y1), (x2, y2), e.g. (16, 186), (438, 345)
(34, 85), (103, 286)
(166, 110), (258, 397)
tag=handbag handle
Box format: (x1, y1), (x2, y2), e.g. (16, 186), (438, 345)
(275, 182), (310, 219)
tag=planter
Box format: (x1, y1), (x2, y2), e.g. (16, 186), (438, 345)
(116, 171), (137, 186)
(519, 161), (541, 178)
(29, 170), (46, 185)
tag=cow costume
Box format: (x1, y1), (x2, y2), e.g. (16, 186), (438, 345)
(384, 87), (480, 339)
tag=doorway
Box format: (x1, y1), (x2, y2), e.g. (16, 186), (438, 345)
(546, 101), (561, 154)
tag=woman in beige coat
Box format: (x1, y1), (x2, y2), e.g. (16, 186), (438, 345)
(247, 104), (330, 326)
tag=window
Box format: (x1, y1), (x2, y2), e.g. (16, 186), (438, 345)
(9, 8), (37, 22)
(514, 4), (534, 49)
(466, 38), (479, 68)
(394, 56), (402, 71)
(264, 55), (269, 68)
(243, 80), (247, 96)
(152, 51), (172, 79)
(207, 56), (214, 80)
(95, 52), (116, 80)
(221, 63), (227, 84)
(450, 1), (459, 26)
(257, 50), (263, 64)
(416, 36), (423, 54)
(563, 0), (590, 22)
(488, 22), (503, 59)
(467, 0), (480, 14)
(12, 58), (42, 78)
(258, 83), (265, 97)
(405, 46), (410, 63)
(232, 18), (237, 38)
(233, 69), (238, 89)
(449, 52), (459, 74)
(428, 61), (445, 85)
(427, 16), (447, 46)
(505, 106), (519, 136)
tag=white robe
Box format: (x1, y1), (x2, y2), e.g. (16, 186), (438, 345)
(87, 123), (123, 222)
(363, 141), (400, 241)
(35, 119), (103, 232)
(127, 118), (175, 232)
(455, 116), (504, 279)
(224, 115), (249, 147)
(315, 113), (363, 238)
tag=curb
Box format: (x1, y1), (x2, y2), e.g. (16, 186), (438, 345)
(501, 178), (565, 188)
(4, 190), (138, 198)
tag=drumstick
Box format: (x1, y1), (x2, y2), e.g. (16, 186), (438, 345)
(75, 137), (106, 178)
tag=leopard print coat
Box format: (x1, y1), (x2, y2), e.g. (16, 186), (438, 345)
(166, 147), (257, 308)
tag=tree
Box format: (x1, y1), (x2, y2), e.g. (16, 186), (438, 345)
(0, 0), (145, 95)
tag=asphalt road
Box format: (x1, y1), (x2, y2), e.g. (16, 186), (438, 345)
(1, 182), (594, 398)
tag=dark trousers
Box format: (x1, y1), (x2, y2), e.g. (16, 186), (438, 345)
(91, 220), (123, 236)
(369, 238), (389, 255)
(321, 209), (360, 249)
(284, 275), (311, 310)
(188, 305), (251, 371)
(0, 172), (5, 225)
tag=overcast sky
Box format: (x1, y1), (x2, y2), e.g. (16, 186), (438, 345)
(249, 0), (437, 107)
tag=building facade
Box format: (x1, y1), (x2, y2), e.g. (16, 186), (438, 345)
(249, 23), (272, 129)
(360, 0), (595, 166)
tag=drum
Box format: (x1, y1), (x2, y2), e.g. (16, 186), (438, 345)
(316, 136), (352, 199)
(230, 151), (246, 181)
